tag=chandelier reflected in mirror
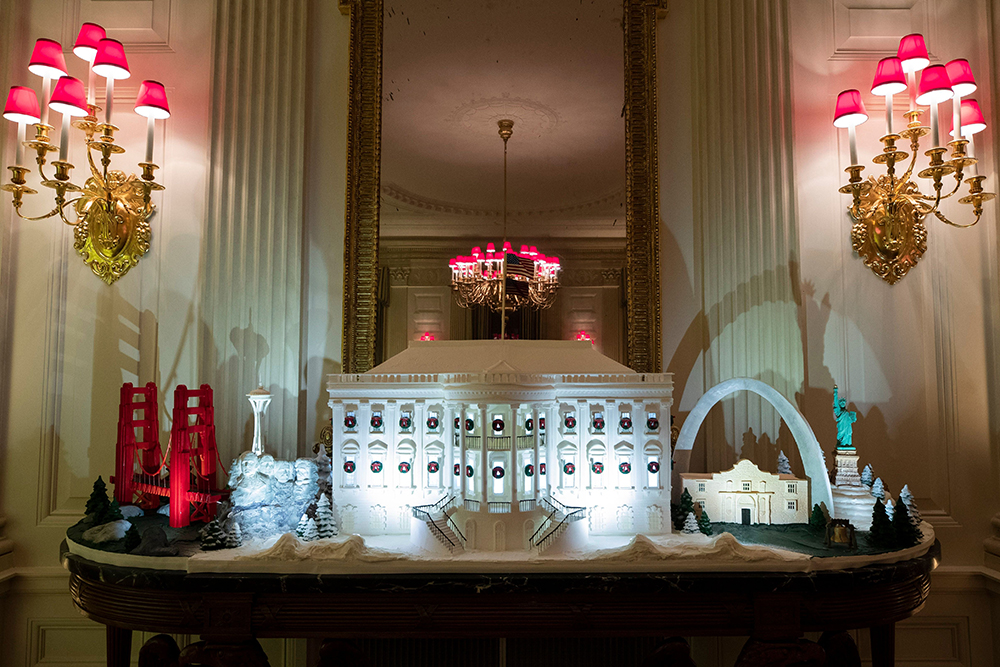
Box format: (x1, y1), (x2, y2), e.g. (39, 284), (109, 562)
(449, 120), (561, 315)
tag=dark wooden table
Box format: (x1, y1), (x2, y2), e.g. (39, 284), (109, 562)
(61, 540), (939, 667)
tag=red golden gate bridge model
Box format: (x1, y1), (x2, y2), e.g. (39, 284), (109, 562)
(111, 382), (229, 528)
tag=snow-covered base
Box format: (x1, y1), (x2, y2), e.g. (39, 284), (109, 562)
(832, 484), (876, 531)
(67, 523), (936, 575)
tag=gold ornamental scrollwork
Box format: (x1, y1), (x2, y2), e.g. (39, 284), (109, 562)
(342, 0), (383, 373)
(73, 168), (154, 285)
(849, 175), (928, 285)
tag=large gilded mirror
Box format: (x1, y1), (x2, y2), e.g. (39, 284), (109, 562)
(341, 0), (662, 373)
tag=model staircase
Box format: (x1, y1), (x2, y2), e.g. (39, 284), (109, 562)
(411, 495), (465, 553)
(530, 496), (587, 554)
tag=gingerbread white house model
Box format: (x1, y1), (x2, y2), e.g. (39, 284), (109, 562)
(327, 340), (673, 552)
(679, 459), (810, 526)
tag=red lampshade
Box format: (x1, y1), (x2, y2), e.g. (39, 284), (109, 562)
(833, 90), (868, 128)
(897, 33), (929, 73)
(92, 39), (130, 80)
(28, 38), (68, 80)
(3, 86), (40, 124)
(951, 99), (987, 137)
(134, 80), (170, 119)
(945, 59), (976, 97)
(871, 57), (907, 96)
(73, 22), (106, 62)
(915, 65), (952, 105)
(49, 76), (88, 117)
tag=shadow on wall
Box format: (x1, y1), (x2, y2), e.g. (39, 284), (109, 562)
(197, 315), (299, 468)
(666, 255), (933, 508)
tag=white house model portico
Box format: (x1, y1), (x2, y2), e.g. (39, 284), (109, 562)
(326, 340), (674, 552)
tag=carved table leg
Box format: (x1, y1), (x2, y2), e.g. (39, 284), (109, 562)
(138, 634), (181, 667)
(316, 639), (373, 667)
(733, 638), (825, 667)
(870, 623), (895, 667)
(819, 631), (861, 667)
(106, 626), (132, 667)
(179, 639), (271, 667)
(641, 637), (697, 667)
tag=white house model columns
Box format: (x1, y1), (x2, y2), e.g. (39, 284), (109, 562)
(327, 340), (674, 550)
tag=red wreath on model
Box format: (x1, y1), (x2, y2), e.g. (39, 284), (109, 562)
(427, 416), (439, 430)
(524, 464), (534, 477)
(343, 460), (356, 473)
(564, 415), (576, 429)
(647, 461), (660, 473)
(647, 417), (659, 431)
(370, 460), (383, 473)
(466, 465), (474, 478)
(592, 461), (604, 474)
(620, 417), (632, 430)
(454, 417), (460, 429)
(398, 461), (411, 474)
(492, 418), (504, 431)
(344, 415), (357, 429)
(370, 415), (383, 429)
(428, 461), (439, 473)
(454, 463), (461, 476)
(525, 418), (533, 431)
(563, 462), (575, 475)
(540, 463), (546, 475)
(619, 461), (631, 474)
(399, 416), (411, 430)
(465, 418), (475, 431)
(539, 417), (545, 429)
(593, 416), (605, 430)
(492, 466), (505, 479)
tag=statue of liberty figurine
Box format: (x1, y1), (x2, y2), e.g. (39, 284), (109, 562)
(833, 385), (857, 450)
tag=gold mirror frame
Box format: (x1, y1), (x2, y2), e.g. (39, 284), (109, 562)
(340, 0), (663, 373)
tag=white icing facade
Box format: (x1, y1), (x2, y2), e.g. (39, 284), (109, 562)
(326, 340), (673, 551)
(680, 459), (810, 526)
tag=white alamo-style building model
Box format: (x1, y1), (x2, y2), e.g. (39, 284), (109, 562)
(680, 459), (810, 526)
(326, 340), (673, 552)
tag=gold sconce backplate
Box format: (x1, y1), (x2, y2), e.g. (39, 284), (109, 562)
(849, 174), (928, 285)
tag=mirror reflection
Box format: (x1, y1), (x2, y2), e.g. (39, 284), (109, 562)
(378, 0), (626, 363)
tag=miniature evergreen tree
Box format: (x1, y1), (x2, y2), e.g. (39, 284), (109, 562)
(809, 504), (827, 531)
(869, 499), (894, 548)
(102, 498), (125, 524)
(226, 522), (242, 549)
(899, 484), (922, 525)
(871, 477), (886, 500)
(681, 512), (700, 534)
(860, 464), (874, 488)
(85, 477), (111, 519)
(885, 498), (894, 520)
(315, 493), (336, 539)
(892, 499), (921, 548)
(777, 451), (791, 475)
(670, 502), (683, 530)
(679, 489), (694, 520)
(295, 512), (312, 540)
(200, 517), (228, 551)
(124, 523), (141, 552)
(696, 508), (712, 535)
(299, 518), (320, 542)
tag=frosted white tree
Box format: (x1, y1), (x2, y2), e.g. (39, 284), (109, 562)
(298, 517), (319, 542)
(226, 522), (242, 549)
(295, 512), (312, 540)
(885, 498), (895, 520)
(315, 493), (337, 539)
(681, 512), (700, 535)
(861, 464), (874, 488)
(777, 451), (791, 475)
(899, 484), (922, 524)
(871, 476), (886, 500)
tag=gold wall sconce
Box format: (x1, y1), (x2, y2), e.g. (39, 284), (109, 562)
(3, 26), (169, 285)
(835, 34), (992, 285)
